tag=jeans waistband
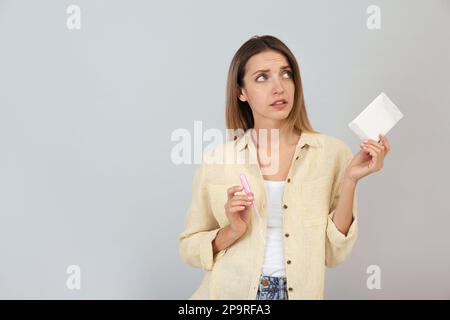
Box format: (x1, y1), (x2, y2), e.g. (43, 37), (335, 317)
(259, 275), (287, 289)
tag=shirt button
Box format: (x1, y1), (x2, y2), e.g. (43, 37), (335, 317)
(283, 204), (288, 209)
(288, 287), (293, 291)
(287, 178), (291, 183)
(287, 260), (291, 264)
(285, 233), (290, 237)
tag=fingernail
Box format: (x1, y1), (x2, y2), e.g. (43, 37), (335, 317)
(363, 140), (368, 143)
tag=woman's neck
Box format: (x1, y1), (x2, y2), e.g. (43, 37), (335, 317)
(251, 125), (300, 149)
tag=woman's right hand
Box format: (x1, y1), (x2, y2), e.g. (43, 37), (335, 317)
(225, 185), (254, 238)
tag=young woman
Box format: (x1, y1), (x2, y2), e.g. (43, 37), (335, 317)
(179, 35), (390, 300)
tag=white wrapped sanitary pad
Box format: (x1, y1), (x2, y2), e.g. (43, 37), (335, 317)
(348, 92), (404, 141)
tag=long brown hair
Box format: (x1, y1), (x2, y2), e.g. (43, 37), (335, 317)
(225, 35), (319, 140)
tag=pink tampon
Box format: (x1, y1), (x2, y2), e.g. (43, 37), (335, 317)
(239, 174), (262, 222)
(239, 174), (252, 196)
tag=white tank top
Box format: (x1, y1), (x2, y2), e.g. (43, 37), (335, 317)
(261, 180), (286, 277)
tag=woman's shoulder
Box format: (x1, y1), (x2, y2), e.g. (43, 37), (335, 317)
(202, 135), (244, 164)
(308, 132), (353, 160)
(312, 133), (350, 150)
(315, 132), (353, 156)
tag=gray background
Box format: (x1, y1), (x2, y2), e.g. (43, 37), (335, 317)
(0, 0), (449, 299)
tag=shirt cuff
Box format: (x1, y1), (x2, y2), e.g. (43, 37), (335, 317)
(326, 209), (358, 248)
(199, 227), (224, 271)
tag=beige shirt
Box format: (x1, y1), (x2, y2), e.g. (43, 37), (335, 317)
(179, 129), (358, 300)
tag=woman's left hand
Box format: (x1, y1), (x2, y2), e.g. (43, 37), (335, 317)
(345, 134), (391, 183)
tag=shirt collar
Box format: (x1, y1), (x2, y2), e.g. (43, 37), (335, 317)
(236, 128), (321, 152)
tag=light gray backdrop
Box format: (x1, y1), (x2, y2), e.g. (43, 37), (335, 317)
(0, 0), (449, 299)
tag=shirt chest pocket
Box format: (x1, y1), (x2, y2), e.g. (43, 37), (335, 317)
(299, 175), (334, 215)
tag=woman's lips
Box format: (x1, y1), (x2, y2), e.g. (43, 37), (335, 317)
(270, 102), (287, 110)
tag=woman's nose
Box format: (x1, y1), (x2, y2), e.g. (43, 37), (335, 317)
(272, 78), (284, 94)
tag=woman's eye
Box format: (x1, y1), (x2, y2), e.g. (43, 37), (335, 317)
(255, 71), (292, 82)
(283, 70), (293, 79)
(256, 74), (267, 82)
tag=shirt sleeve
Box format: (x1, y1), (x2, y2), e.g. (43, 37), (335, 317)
(178, 161), (224, 271)
(325, 144), (359, 267)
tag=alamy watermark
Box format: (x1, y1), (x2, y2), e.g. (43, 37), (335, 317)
(367, 5), (381, 30)
(170, 121), (282, 175)
(66, 265), (81, 290)
(66, 5), (81, 30)
(366, 264), (382, 290)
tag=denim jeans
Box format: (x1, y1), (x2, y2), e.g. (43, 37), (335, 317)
(255, 275), (289, 300)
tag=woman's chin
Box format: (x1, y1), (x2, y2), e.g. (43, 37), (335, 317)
(269, 108), (291, 118)
(266, 113), (290, 122)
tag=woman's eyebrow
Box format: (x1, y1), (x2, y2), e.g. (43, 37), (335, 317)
(251, 65), (292, 76)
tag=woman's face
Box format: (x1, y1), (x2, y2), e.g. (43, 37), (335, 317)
(239, 50), (295, 126)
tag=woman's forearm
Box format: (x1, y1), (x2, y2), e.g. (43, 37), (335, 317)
(212, 224), (241, 255)
(331, 175), (357, 236)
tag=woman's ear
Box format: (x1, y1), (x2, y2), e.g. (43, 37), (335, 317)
(238, 87), (248, 102)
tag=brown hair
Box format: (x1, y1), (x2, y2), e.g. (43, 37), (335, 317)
(225, 35), (319, 140)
